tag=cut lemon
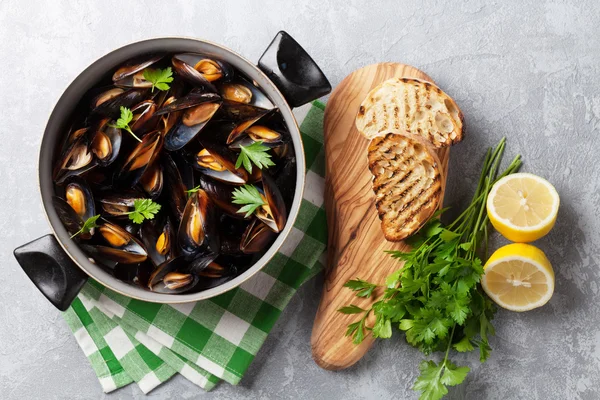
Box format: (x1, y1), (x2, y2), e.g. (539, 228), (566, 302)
(487, 172), (559, 242)
(481, 243), (554, 312)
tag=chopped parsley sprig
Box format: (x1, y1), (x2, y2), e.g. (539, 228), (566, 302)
(231, 184), (266, 217)
(235, 141), (275, 173)
(109, 106), (142, 142)
(339, 138), (522, 400)
(70, 215), (100, 239)
(126, 199), (161, 224)
(143, 67), (174, 92)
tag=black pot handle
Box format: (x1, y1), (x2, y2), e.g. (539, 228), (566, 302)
(258, 31), (331, 108)
(13, 234), (87, 311)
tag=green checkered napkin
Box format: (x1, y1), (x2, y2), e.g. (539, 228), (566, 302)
(62, 101), (328, 393)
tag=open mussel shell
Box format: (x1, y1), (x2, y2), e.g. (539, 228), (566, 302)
(256, 170), (287, 233)
(53, 132), (97, 184)
(199, 175), (243, 218)
(53, 196), (89, 239)
(177, 190), (220, 258)
(240, 219), (276, 254)
(99, 190), (144, 218)
(195, 256), (238, 291)
(63, 176), (96, 222)
(171, 55), (217, 92)
(93, 220), (148, 264)
(172, 53), (233, 83)
(225, 109), (271, 144)
(90, 119), (122, 167)
(162, 153), (189, 223)
(218, 79), (274, 110)
(139, 161), (163, 199)
(154, 89), (220, 115)
(90, 87), (148, 119)
(148, 257), (200, 294)
(228, 125), (285, 150)
(130, 100), (159, 135)
(115, 130), (163, 187)
(113, 262), (154, 288)
(140, 216), (175, 267)
(112, 53), (165, 87)
(194, 139), (248, 184)
(159, 92), (222, 151)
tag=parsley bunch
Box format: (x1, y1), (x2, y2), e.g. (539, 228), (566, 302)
(340, 138), (522, 400)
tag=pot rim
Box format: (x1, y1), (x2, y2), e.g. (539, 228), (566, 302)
(39, 36), (306, 303)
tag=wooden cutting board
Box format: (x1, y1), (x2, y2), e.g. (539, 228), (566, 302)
(311, 63), (450, 370)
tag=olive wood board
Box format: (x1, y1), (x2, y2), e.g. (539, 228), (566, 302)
(311, 63), (450, 370)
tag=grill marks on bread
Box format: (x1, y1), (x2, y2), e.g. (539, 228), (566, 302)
(367, 133), (443, 241)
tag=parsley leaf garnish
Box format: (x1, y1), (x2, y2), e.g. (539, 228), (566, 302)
(185, 185), (202, 197)
(235, 141), (275, 173)
(339, 138), (523, 399)
(109, 106), (142, 142)
(125, 199), (161, 224)
(70, 214), (100, 239)
(143, 67), (174, 92)
(231, 185), (266, 218)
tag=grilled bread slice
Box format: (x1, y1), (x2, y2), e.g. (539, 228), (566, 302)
(356, 78), (464, 147)
(367, 132), (444, 241)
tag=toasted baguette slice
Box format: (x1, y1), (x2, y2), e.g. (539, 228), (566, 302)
(356, 78), (464, 147)
(368, 132), (444, 241)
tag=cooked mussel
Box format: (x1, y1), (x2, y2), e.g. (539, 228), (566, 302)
(115, 130), (163, 187)
(172, 53), (233, 82)
(218, 80), (274, 109)
(112, 53), (165, 87)
(64, 176), (96, 222)
(162, 153), (189, 223)
(194, 139), (248, 184)
(99, 190), (145, 218)
(53, 132), (97, 184)
(148, 257), (199, 294)
(113, 262), (154, 288)
(199, 175), (243, 217)
(53, 196), (91, 239)
(130, 100), (159, 135)
(177, 190), (220, 258)
(240, 218), (276, 254)
(90, 119), (122, 167)
(255, 170), (287, 233)
(171, 55), (217, 92)
(225, 109), (271, 144)
(91, 87), (148, 119)
(228, 125), (284, 149)
(140, 216), (175, 267)
(93, 220), (148, 264)
(139, 161), (163, 199)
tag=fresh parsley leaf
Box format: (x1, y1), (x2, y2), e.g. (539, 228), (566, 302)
(235, 141), (275, 173)
(440, 360), (470, 386)
(143, 67), (174, 92)
(70, 214), (100, 239)
(231, 185), (266, 218)
(109, 106), (142, 142)
(353, 319), (366, 344)
(413, 360), (447, 400)
(125, 199), (161, 224)
(453, 336), (475, 353)
(337, 305), (365, 314)
(372, 317), (392, 339)
(343, 278), (378, 298)
(185, 185), (202, 197)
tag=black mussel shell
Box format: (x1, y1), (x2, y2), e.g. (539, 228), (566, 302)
(63, 176), (96, 222)
(194, 256), (238, 291)
(130, 100), (159, 135)
(228, 125), (285, 150)
(225, 110), (271, 144)
(90, 88), (149, 119)
(256, 169), (288, 233)
(113, 262), (154, 288)
(164, 101), (221, 151)
(139, 160), (163, 199)
(99, 189), (145, 218)
(194, 138), (248, 185)
(90, 119), (122, 167)
(172, 53), (233, 82)
(114, 130), (163, 187)
(148, 257), (199, 294)
(112, 53), (165, 83)
(140, 216), (175, 267)
(53, 196), (88, 238)
(217, 80), (274, 110)
(240, 218), (276, 254)
(53, 132), (97, 184)
(171, 55), (217, 92)
(161, 153), (189, 223)
(177, 190), (220, 258)
(93, 220), (148, 264)
(154, 90), (220, 116)
(199, 175), (242, 218)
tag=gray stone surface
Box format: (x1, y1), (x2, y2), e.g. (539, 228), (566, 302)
(1, 0), (599, 399)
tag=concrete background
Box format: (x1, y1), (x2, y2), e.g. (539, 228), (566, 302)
(1, 0), (599, 399)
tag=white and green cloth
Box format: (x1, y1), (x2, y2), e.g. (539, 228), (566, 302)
(62, 101), (328, 393)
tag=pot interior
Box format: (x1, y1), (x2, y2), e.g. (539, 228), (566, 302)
(40, 38), (305, 303)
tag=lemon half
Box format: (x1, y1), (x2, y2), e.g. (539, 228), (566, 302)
(487, 173), (559, 242)
(481, 243), (554, 312)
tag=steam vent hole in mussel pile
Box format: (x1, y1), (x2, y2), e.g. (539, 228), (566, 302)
(52, 53), (296, 294)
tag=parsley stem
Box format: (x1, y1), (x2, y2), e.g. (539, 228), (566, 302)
(126, 127), (142, 142)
